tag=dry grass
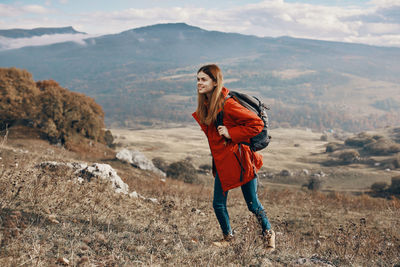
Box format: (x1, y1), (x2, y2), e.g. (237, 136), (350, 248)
(0, 135), (399, 266)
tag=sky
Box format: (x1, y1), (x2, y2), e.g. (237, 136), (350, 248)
(0, 0), (400, 48)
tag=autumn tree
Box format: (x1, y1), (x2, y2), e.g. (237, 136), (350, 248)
(0, 67), (107, 146)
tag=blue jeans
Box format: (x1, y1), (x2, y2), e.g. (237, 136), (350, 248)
(213, 173), (271, 235)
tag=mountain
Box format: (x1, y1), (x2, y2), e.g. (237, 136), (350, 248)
(0, 22), (399, 131)
(0, 26), (85, 38)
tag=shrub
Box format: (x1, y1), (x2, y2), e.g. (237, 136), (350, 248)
(389, 176), (400, 194)
(166, 160), (198, 184)
(152, 157), (168, 172)
(338, 149), (360, 164)
(363, 138), (400, 156)
(345, 133), (375, 147)
(326, 142), (341, 152)
(372, 135), (383, 140)
(320, 134), (328, 141)
(371, 182), (389, 193)
(104, 130), (114, 148)
(198, 164), (212, 173)
(392, 128), (400, 143)
(305, 177), (322, 191)
(393, 154), (400, 169)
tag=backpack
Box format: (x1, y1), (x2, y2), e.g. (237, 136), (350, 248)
(215, 91), (271, 151)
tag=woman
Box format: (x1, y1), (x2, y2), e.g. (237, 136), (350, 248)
(192, 64), (275, 251)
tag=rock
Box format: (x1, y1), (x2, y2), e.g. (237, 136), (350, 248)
(37, 161), (88, 172)
(296, 258), (308, 265)
(260, 172), (274, 178)
(57, 257), (70, 265)
(48, 214), (60, 224)
(37, 161), (129, 194)
(79, 163), (129, 194)
(116, 149), (166, 177)
(115, 149), (134, 164)
(280, 169), (292, 176)
(147, 198), (158, 204)
(191, 208), (204, 215)
(129, 191), (139, 198)
(302, 169), (309, 175)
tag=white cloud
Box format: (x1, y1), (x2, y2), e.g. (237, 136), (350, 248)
(362, 22), (400, 34)
(0, 4), (20, 17)
(344, 33), (400, 47)
(0, 4), (51, 17)
(0, 33), (96, 50)
(21, 5), (50, 14)
(1, 0), (400, 48)
(368, 0), (400, 8)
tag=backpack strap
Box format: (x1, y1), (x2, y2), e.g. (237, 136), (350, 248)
(233, 144), (245, 182)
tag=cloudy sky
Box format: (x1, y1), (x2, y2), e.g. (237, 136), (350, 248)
(0, 0), (400, 48)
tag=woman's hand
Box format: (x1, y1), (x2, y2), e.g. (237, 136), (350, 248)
(217, 126), (231, 139)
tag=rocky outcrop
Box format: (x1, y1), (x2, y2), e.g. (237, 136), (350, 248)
(37, 161), (129, 194)
(116, 149), (166, 177)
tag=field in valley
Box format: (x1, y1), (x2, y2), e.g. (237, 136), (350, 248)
(112, 126), (398, 191)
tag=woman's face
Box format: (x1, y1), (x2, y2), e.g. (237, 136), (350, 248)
(197, 71), (217, 95)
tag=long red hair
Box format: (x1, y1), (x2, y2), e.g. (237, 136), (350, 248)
(196, 64), (224, 125)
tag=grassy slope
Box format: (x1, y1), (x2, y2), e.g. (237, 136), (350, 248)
(0, 129), (399, 266)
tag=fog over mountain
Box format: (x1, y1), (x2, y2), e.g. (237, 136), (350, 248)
(0, 26), (85, 38)
(1, 23), (399, 131)
(0, 26), (88, 51)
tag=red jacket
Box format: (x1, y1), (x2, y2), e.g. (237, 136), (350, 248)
(192, 87), (264, 193)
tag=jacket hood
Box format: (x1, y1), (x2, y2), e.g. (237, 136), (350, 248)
(221, 87), (229, 98)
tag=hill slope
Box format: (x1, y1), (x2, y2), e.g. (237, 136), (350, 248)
(0, 129), (399, 266)
(1, 23), (400, 131)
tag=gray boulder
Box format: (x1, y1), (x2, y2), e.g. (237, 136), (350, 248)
(78, 163), (129, 194)
(37, 161), (129, 194)
(116, 149), (166, 177)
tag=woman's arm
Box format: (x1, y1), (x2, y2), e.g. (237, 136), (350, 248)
(224, 99), (263, 144)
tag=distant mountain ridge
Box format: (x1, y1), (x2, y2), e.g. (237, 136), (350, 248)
(0, 26), (85, 38)
(0, 22), (399, 131)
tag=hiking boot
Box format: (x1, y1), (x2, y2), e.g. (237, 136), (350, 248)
(263, 229), (275, 252)
(212, 233), (234, 248)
